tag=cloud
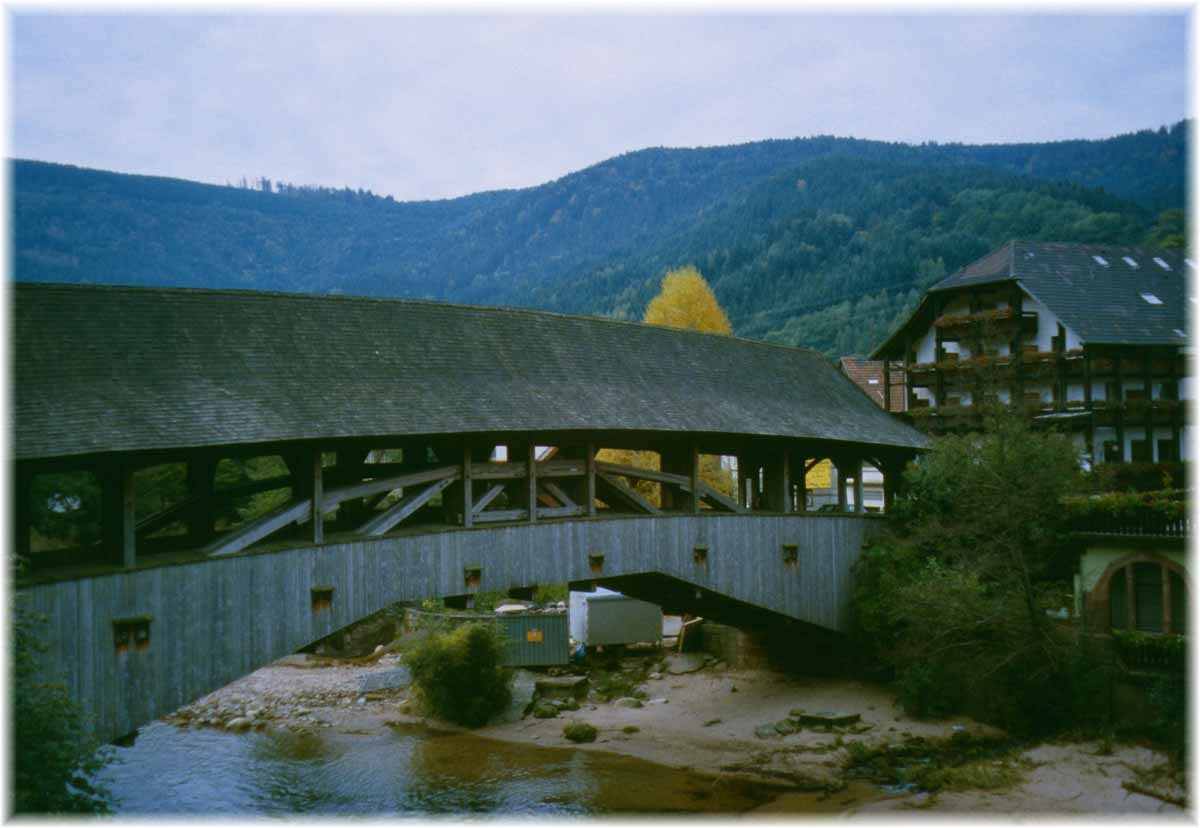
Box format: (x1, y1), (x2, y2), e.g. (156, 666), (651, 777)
(11, 13), (1187, 200)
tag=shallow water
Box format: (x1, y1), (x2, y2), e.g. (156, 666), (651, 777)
(99, 720), (777, 816)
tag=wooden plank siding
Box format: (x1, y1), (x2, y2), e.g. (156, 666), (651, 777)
(19, 513), (879, 743)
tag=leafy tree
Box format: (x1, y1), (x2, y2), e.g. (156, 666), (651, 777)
(643, 265), (732, 334)
(12, 599), (111, 814)
(853, 415), (1085, 736)
(1144, 208), (1187, 249)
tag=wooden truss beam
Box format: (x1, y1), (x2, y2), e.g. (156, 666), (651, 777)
(595, 472), (661, 515)
(595, 461), (744, 513)
(357, 477), (456, 537)
(471, 484), (506, 515)
(322, 465), (459, 507)
(204, 498), (312, 558)
(539, 480), (577, 509)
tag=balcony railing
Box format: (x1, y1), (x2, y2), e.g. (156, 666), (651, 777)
(1071, 512), (1191, 538)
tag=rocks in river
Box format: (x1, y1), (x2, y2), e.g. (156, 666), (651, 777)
(773, 719), (799, 735)
(648, 672), (664, 681)
(614, 697), (643, 709)
(664, 653), (707, 675)
(754, 724), (781, 740)
(532, 701), (560, 719)
(227, 717), (252, 732)
(535, 675), (589, 701)
(791, 711), (861, 728)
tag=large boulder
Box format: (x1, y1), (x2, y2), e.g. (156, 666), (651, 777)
(535, 675), (590, 701)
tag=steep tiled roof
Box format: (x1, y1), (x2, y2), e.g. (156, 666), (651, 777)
(873, 241), (1190, 357)
(15, 283), (927, 461)
(931, 240), (1189, 346)
(837, 356), (904, 413)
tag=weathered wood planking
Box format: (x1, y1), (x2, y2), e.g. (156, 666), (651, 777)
(18, 514), (878, 743)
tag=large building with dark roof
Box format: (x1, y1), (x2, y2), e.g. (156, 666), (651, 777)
(872, 240), (1191, 466)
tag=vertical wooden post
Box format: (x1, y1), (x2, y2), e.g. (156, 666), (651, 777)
(763, 449), (791, 513)
(835, 459), (848, 512)
(461, 445), (473, 528)
(14, 464), (31, 561)
(659, 445), (687, 511)
(690, 441), (700, 514)
(882, 458), (896, 513)
(336, 448), (372, 527)
(101, 461), (136, 568)
(311, 449), (324, 545)
(586, 442), (597, 517)
(527, 442), (538, 524)
(852, 458), (865, 514)
(186, 453), (217, 546)
(798, 457), (810, 512)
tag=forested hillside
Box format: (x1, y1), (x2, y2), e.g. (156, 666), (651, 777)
(12, 121), (1186, 356)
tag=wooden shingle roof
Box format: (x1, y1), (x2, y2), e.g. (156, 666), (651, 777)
(15, 283), (927, 462)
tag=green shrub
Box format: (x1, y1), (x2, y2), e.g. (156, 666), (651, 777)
(13, 601), (111, 813)
(404, 622), (512, 728)
(563, 722), (598, 743)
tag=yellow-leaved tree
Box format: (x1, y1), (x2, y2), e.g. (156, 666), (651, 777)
(598, 266), (735, 502)
(643, 265), (732, 334)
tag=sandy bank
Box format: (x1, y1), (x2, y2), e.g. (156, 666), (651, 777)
(163, 649), (1187, 816)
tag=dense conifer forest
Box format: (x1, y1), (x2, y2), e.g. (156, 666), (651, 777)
(12, 121), (1186, 356)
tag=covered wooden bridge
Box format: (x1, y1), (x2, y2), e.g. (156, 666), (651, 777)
(14, 283), (926, 741)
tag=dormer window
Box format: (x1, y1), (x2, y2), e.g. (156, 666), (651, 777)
(1092, 255), (1109, 267)
(1122, 256), (1139, 268)
(1141, 292), (1163, 305)
(1153, 257), (1172, 270)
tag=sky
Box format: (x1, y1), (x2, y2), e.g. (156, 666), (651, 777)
(8, 10), (1190, 202)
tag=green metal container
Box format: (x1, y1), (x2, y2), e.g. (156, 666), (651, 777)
(497, 611), (569, 667)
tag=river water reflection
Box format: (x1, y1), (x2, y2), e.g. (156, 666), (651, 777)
(100, 720), (777, 816)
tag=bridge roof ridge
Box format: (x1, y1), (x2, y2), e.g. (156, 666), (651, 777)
(14, 280), (834, 359)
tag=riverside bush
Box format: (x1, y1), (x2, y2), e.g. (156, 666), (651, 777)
(563, 722), (598, 743)
(405, 622), (512, 728)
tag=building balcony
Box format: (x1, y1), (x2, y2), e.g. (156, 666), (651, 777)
(933, 308), (1038, 341)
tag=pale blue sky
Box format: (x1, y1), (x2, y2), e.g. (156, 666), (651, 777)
(10, 12), (1189, 201)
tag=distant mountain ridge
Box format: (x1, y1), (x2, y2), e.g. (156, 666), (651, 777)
(12, 121), (1186, 356)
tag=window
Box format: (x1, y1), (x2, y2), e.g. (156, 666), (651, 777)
(1130, 440), (1152, 463)
(1103, 441), (1123, 463)
(1107, 560), (1188, 634)
(1141, 292), (1163, 305)
(1157, 439), (1179, 463)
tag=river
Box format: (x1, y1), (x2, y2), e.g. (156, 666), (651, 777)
(98, 719), (779, 816)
